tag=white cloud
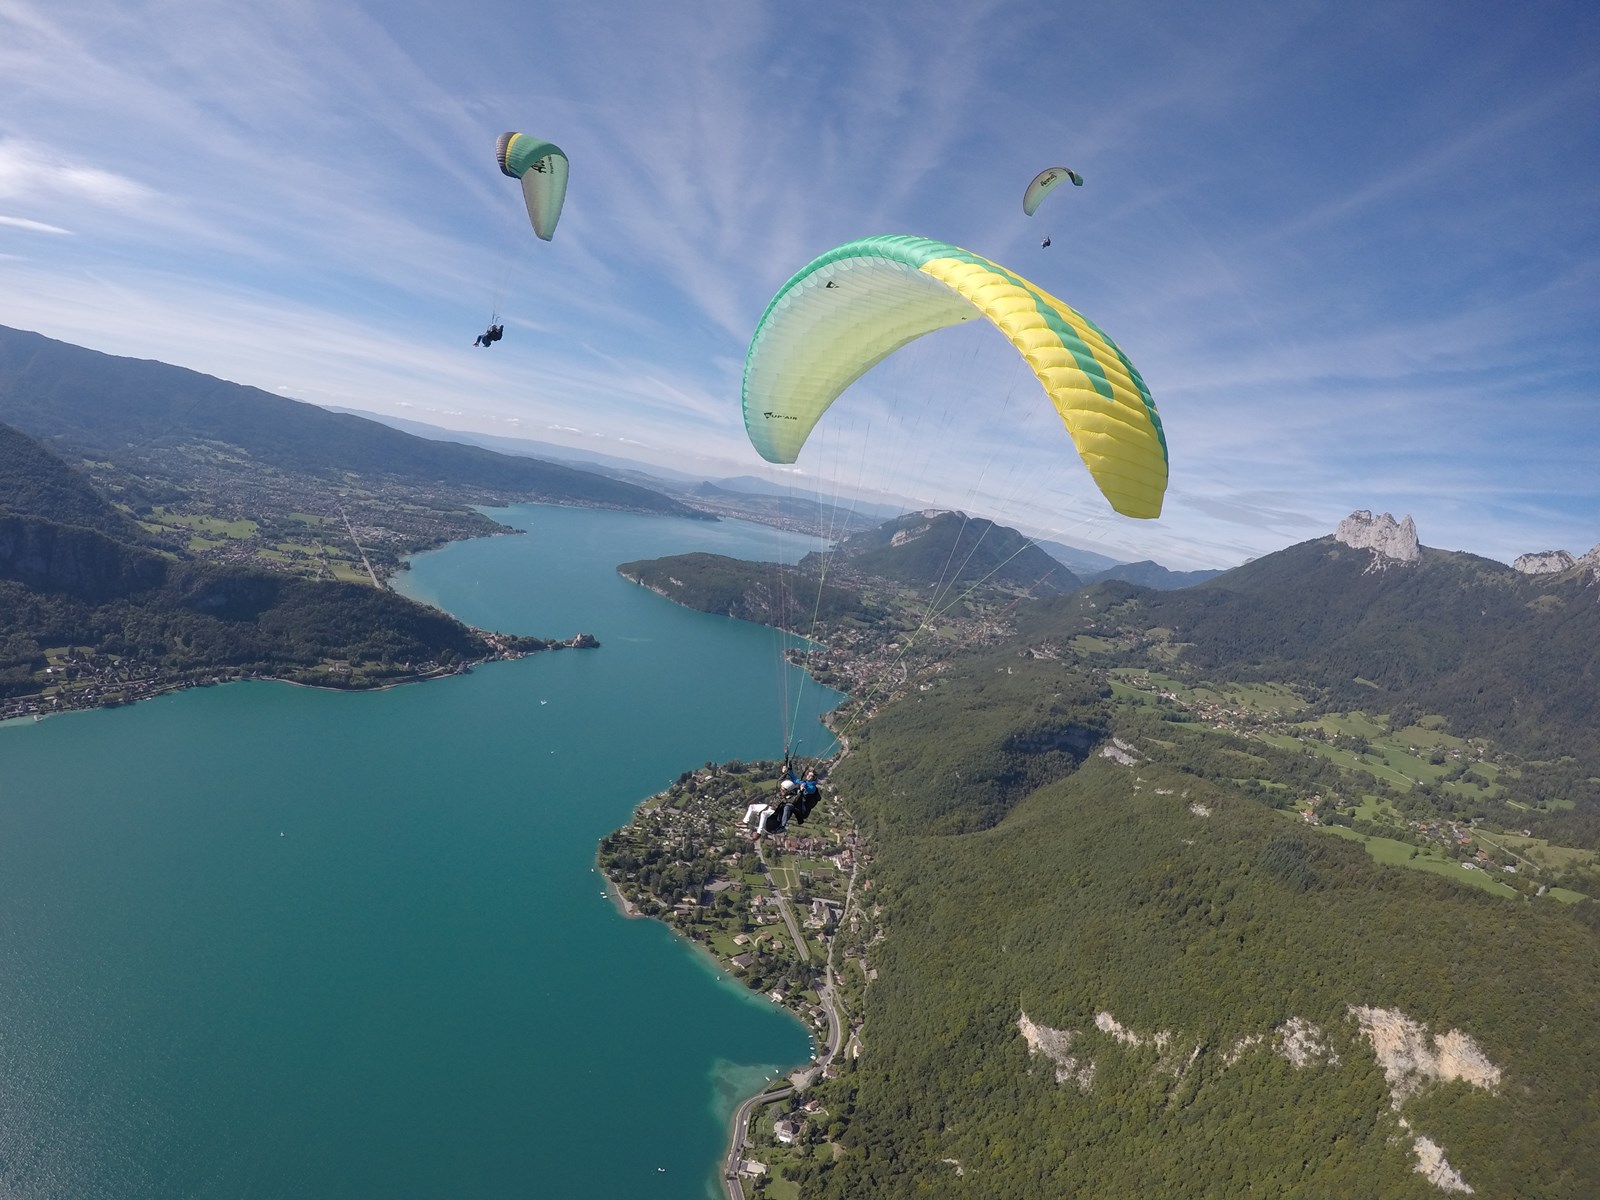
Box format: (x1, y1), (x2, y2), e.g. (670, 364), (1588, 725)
(0, 212), (69, 234)
(0, 139), (156, 208)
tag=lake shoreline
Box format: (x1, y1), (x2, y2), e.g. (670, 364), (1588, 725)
(0, 503), (843, 1196)
(599, 755), (869, 1197)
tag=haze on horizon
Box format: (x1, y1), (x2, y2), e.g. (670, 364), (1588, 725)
(2, 1), (1597, 572)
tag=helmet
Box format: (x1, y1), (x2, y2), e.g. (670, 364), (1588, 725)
(780, 779), (798, 793)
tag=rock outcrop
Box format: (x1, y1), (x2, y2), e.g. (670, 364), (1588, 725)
(1579, 544), (1600, 582)
(1334, 510), (1420, 564)
(1017, 1012), (1096, 1091)
(1099, 737), (1140, 765)
(1411, 1134), (1475, 1194)
(1020, 1005), (1498, 1194)
(1349, 1005), (1500, 1106)
(1512, 550), (1576, 574)
(1276, 1017), (1340, 1067)
(1349, 1006), (1500, 1195)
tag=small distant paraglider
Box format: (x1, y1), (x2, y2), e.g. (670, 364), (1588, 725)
(473, 133), (570, 346)
(1023, 166), (1083, 216)
(1025, 166), (1081, 250)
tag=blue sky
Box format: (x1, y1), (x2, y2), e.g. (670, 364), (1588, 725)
(2, 1), (1597, 570)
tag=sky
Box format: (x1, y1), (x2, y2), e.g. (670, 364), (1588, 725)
(1, 1), (1597, 571)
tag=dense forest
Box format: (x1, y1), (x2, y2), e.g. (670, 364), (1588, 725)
(793, 642), (1600, 1198)
(617, 552), (882, 627)
(0, 562), (503, 697)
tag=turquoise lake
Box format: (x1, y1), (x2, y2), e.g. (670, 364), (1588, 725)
(0, 504), (841, 1199)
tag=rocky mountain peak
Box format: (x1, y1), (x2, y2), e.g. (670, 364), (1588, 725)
(1511, 544), (1600, 584)
(1334, 510), (1420, 564)
(1513, 550), (1577, 575)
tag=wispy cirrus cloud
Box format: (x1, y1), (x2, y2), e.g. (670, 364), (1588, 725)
(0, 138), (157, 209)
(0, 0), (1595, 571)
(0, 212), (69, 234)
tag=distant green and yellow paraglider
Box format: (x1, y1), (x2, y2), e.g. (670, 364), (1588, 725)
(1023, 166), (1083, 217)
(496, 132), (569, 241)
(740, 235), (1168, 519)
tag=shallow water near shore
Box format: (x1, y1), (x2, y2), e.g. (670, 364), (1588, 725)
(0, 504), (839, 1199)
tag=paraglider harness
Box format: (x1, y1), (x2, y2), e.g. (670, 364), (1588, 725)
(474, 323), (504, 347)
(777, 753), (822, 827)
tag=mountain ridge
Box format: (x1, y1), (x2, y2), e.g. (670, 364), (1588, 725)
(0, 325), (700, 520)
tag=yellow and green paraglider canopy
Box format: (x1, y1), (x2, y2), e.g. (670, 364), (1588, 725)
(741, 235), (1168, 519)
(496, 132), (569, 241)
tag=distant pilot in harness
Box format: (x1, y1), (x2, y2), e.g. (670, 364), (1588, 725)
(474, 323), (504, 347)
(1040, 236), (1052, 249)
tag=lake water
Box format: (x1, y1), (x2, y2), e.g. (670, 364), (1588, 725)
(0, 504), (840, 1199)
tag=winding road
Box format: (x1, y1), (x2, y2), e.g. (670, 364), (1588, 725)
(723, 842), (858, 1197)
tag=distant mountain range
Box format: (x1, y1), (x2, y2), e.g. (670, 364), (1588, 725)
(615, 509), (1230, 635)
(1031, 535), (1126, 576)
(322, 406), (711, 486)
(0, 326), (699, 520)
(330, 405), (1182, 572)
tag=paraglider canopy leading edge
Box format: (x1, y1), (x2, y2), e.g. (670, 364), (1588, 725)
(496, 132), (569, 240)
(740, 235), (1168, 520)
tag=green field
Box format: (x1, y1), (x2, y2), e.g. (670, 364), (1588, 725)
(1107, 674), (1595, 896)
(769, 864), (801, 890)
(1476, 829), (1598, 872)
(1222, 681), (1304, 713)
(143, 507), (260, 539)
(1312, 821), (1520, 898)
(1071, 634), (1118, 654)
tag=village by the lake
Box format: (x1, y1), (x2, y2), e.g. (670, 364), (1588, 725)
(598, 757), (880, 1189)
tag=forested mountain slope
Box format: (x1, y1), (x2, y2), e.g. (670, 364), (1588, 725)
(0, 423), (530, 708)
(1083, 558), (1223, 589)
(804, 644), (1600, 1199)
(1134, 537), (1600, 750)
(0, 421), (149, 545)
(807, 510), (1079, 595)
(0, 325), (697, 518)
(616, 552), (879, 626)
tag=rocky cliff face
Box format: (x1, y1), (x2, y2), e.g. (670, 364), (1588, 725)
(1511, 544), (1600, 583)
(1513, 550), (1576, 574)
(1334, 510), (1420, 564)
